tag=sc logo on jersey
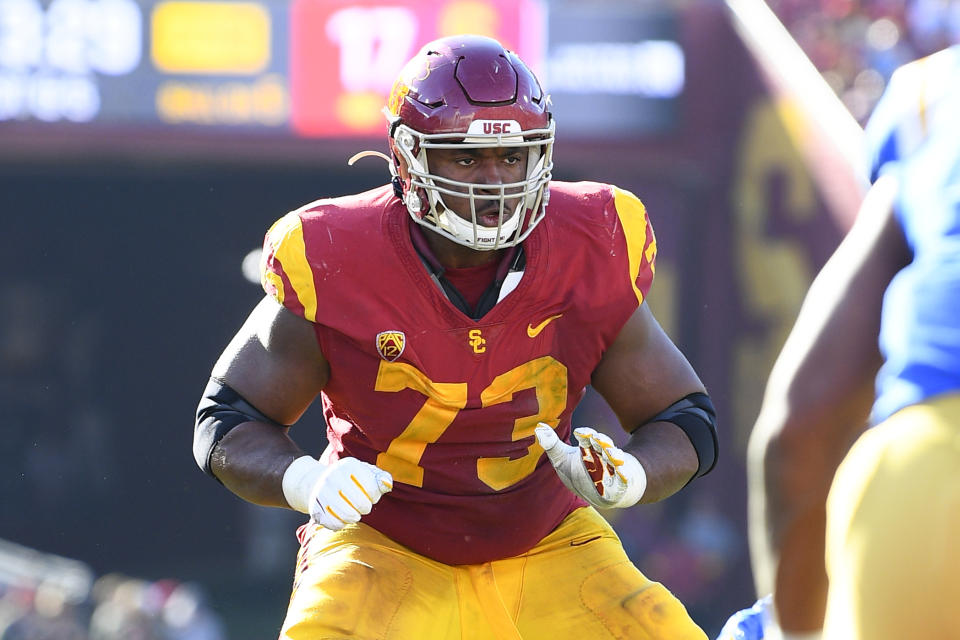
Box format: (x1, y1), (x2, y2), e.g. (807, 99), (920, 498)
(376, 331), (406, 362)
(468, 329), (486, 354)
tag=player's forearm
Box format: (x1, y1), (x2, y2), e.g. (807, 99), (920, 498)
(770, 509), (829, 633)
(210, 421), (304, 508)
(747, 403), (868, 631)
(622, 421), (698, 503)
(748, 441), (830, 631)
(745, 191), (900, 629)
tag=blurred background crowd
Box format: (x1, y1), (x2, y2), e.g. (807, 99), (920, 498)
(0, 541), (224, 640)
(771, 0), (958, 120)
(1, 0), (955, 637)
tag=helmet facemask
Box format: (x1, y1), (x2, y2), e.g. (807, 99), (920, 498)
(381, 35), (554, 250)
(389, 118), (554, 251)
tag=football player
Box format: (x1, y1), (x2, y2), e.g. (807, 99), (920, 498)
(718, 43), (960, 640)
(194, 35), (718, 640)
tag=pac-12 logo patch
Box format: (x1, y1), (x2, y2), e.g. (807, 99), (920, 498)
(376, 331), (406, 362)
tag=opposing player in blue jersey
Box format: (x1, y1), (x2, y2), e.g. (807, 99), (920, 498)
(718, 43), (960, 640)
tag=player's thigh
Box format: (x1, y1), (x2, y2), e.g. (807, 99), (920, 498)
(823, 397), (960, 640)
(279, 523), (459, 640)
(513, 507), (706, 640)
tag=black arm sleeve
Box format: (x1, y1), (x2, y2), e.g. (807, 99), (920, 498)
(193, 377), (284, 477)
(644, 392), (718, 479)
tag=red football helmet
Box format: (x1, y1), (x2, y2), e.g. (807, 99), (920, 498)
(385, 35), (554, 250)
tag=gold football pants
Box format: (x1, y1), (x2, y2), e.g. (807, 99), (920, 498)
(824, 393), (960, 639)
(279, 505), (706, 640)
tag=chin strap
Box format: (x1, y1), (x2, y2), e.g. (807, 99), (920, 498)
(347, 150), (391, 166)
(346, 149), (401, 198)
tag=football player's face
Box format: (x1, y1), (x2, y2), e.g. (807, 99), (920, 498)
(427, 147), (527, 226)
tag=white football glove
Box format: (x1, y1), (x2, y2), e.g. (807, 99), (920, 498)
(282, 455), (393, 531)
(535, 423), (647, 509)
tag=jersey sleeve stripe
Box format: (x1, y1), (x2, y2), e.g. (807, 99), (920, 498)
(262, 213), (319, 322)
(261, 268), (286, 305)
(613, 187), (656, 306)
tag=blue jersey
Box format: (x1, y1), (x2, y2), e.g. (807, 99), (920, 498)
(864, 45), (960, 182)
(868, 45), (960, 422)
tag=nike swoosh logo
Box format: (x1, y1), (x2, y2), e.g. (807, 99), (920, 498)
(527, 313), (563, 338)
(569, 535), (601, 547)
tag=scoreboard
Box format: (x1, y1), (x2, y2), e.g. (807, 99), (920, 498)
(0, 0), (544, 134)
(0, 0), (684, 151)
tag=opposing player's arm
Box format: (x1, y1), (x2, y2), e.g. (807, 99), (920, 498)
(747, 173), (911, 632)
(197, 295), (329, 508)
(590, 303), (711, 502)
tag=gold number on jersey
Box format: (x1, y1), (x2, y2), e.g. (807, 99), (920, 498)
(373, 357), (568, 489)
(374, 361), (468, 487)
(477, 357), (567, 490)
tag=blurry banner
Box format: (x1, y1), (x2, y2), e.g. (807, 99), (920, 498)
(149, 0), (291, 128)
(0, 0), (694, 146)
(288, 0), (546, 137)
(151, 1), (271, 74)
(545, 4), (685, 137)
(726, 0), (866, 228)
(0, 0), (144, 123)
(0, 0), (547, 137)
(0, 0), (290, 128)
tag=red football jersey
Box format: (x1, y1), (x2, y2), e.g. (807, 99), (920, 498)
(260, 181), (656, 564)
